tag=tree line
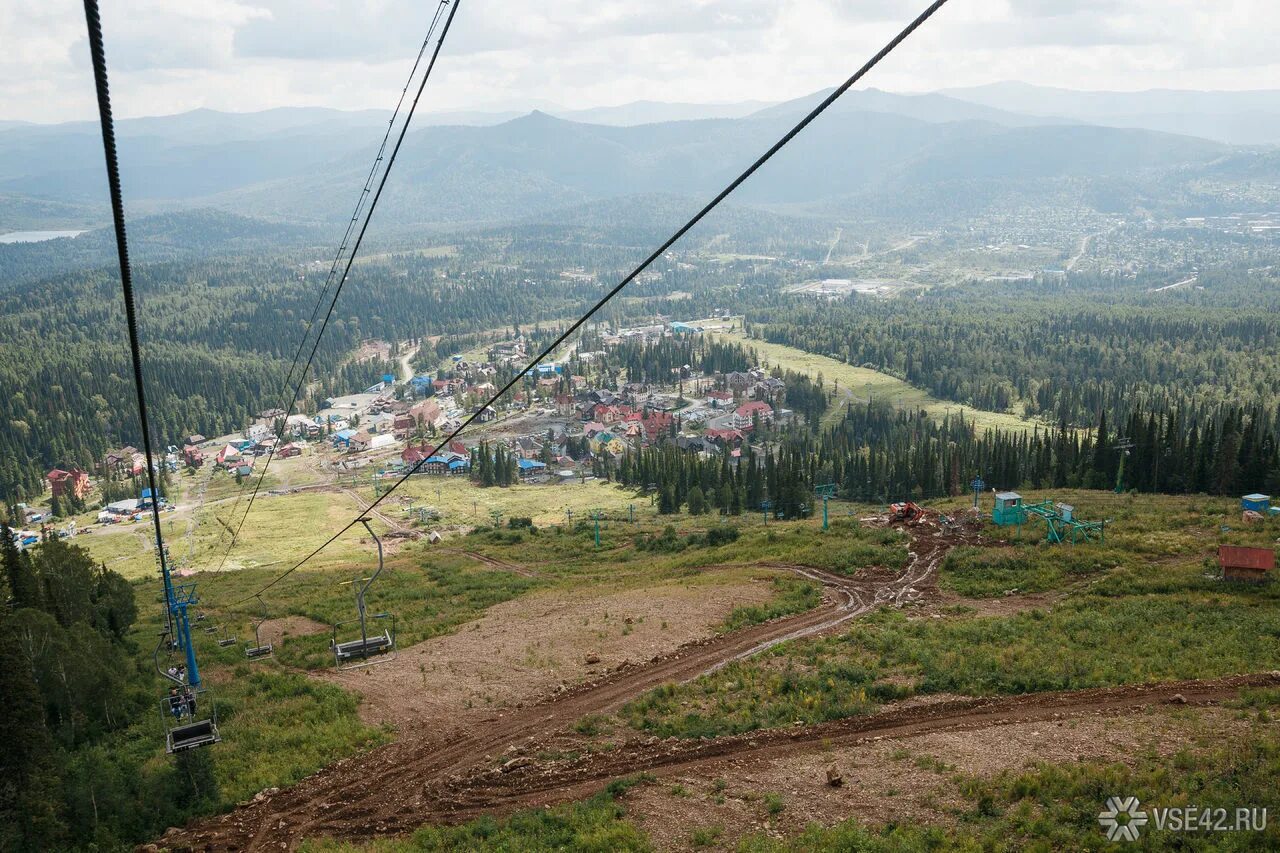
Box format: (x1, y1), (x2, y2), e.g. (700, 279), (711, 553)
(1, 531), (219, 850)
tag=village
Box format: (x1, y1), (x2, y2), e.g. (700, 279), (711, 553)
(14, 319), (801, 551)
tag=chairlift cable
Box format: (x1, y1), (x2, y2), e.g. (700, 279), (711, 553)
(80, 0), (173, 605)
(224, 0), (952, 607)
(208, 0), (459, 583)
(84, 0), (223, 752)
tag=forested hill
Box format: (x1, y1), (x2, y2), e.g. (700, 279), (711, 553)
(0, 240), (658, 507)
(748, 267), (1280, 426)
(0, 210), (323, 290)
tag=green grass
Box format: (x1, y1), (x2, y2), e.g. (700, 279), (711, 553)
(393, 476), (651, 529)
(187, 554), (539, 671)
(722, 576), (822, 632)
(711, 329), (1037, 433)
(940, 544), (1118, 598)
(206, 669), (387, 802)
(619, 492), (1280, 740)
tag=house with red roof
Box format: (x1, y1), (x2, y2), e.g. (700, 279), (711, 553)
(731, 401), (773, 429)
(704, 389), (735, 408)
(47, 468), (89, 500)
(704, 428), (745, 448)
(216, 444), (242, 469)
(642, 410), (676, 442)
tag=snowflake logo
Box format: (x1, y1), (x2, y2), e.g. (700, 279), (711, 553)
(1098, 796), (1148, 842)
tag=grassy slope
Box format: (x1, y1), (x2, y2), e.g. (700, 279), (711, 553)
(301, 690), (1280, 851)
(711, 329), (1036, 433)
(620, 492), (1280, 739)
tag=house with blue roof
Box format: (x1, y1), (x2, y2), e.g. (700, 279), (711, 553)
(516, 458), (547, 478)
(332, 428), (356, 449)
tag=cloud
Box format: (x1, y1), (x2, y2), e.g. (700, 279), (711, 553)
(3, 0), (1280, 123)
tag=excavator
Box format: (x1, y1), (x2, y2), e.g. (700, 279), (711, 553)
(889, 501), (925, 524)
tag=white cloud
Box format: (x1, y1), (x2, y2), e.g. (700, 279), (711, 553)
(2, 0), (1278, 123)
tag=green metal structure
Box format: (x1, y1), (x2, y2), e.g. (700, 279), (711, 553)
(1015, 499), (1106, 544)
(815, 483), (837, 531)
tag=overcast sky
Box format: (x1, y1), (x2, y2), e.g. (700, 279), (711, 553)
(4, 0), (1279, 124)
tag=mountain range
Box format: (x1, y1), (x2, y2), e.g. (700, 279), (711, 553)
(0, 85), (1275, 235)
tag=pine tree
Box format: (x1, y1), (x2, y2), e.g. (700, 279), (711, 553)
(687, 486), (706, 516)
(0, 623), (63, 850)
(1, 522), (37, 609)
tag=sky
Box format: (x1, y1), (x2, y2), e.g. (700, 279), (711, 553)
(3, 0), (1279, 124)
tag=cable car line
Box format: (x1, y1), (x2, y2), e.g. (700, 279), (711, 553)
(209, 0), (460, 582)
(223, 0), (952, 608)
(82, 0), (222, 753)
(81, 0), (173, 615)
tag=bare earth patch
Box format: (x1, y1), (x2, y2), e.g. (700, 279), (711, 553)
(257, 616), (329, 650)
(320, 573), (778, 730)
(626, 704), (1271, 851)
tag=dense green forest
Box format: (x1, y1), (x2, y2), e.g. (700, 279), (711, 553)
(749, 267), (1280, 425)
(0, 529), (183, 850)
(616, 399), (1280, 514)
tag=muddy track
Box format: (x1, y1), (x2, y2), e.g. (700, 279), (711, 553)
(342, 489), (408, 534)
(371, 672), (1280, 831)
(437, 548), (540, 579)
(161, 519), (959, 850)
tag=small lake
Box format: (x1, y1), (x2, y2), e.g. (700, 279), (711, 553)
(0, 229), (87, 244)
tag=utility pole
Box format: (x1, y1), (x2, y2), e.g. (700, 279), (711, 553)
(970, 475), (985, 509)
(1113, 437), (1134, 493)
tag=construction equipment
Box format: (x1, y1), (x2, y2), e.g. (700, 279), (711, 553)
(331, 519), (396, 670)
(889, 501), (925, 523)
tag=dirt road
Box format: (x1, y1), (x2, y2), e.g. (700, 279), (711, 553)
(435, 547), (540, 579)
(158, 516), (1153, 852)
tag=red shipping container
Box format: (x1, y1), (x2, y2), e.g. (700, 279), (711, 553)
(1218, 545), (1276, 571)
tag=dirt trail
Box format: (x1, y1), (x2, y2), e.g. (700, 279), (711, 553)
(342, 488), (409, 535)
(158, 517), (977, 851)
(436, 547), (540, 579)
(363, 672), (1280, 832)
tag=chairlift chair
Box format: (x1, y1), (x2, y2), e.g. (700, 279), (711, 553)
(244, 595), (274, 659)
(331, 518), (396, 670)
(216, 623), (237, 648)
(155, 632), (221, 753)
(161, 692), (221, 753)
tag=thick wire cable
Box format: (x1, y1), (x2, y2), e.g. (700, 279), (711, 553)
(209, 0), (458, 581)
(81, 0), (174, 606)
(225, 0), (952, 607)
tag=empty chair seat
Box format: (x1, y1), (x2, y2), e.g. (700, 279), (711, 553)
(167, 718), (220, 753)
(333, 632), (393, 662)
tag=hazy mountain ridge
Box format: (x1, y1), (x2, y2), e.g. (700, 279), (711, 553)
(942, 82), (1280, 145)
(1, 86), (1275, 233)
